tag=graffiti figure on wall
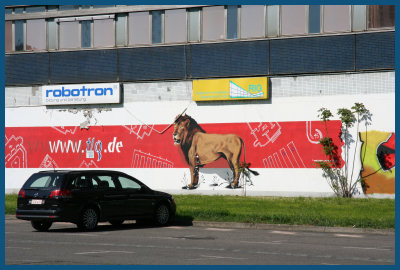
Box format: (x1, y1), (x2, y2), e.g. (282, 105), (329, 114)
(360, 131), (395, 194)
(173, 114), (259, 189)
(5, 135), (28, 168)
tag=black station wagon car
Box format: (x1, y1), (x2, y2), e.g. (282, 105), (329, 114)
(16, 170), (176, 231)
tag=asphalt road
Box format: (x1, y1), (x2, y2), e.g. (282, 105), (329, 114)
(5, 217), (395, 265)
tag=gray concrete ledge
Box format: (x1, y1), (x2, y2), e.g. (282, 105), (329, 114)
(6, 215), (394, 235)
(192, 220), (395, 235)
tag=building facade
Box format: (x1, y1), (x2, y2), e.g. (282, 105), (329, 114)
(5, 5), (395, 197)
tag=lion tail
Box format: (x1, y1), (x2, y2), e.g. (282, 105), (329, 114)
(241, 139), (259, 176)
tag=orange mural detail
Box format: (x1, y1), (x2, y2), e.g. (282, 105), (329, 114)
(360, 131), (395, 194)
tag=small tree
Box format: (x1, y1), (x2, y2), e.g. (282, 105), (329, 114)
(315, 103), (371, 197)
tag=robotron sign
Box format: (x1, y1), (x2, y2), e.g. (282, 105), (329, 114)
(42, 83), (120, 105)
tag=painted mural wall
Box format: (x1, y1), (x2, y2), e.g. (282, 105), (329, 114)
(5, 72), (395, 197)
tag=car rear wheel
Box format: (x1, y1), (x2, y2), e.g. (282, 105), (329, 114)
(31, 221), (52, 232)
(78, 208), (98, 231)
(154, 204), (170, 226)
(109, 219), (124, 226)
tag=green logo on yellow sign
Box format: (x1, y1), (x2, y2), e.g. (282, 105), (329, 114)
(193, 77), (268, 101)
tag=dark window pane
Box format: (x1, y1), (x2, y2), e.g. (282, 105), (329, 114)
(368, 5), (395, 28)
(47, 6), (58, 11)
(152, 10), (162, 44)
(5, 8), (13, 14)
(15, 20), (24, 51)
(227, 5), (238, 39)
(81, 20), (91, 48)
(59, 5), (79, 11)
(309, 5), (320, 33)
(93, 5), (115, 8)
(14, 7), (24, 14)
(25, 6), (46, 13)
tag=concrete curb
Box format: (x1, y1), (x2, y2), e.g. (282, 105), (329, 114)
(191, 221), (395, 235)
(6, 215), (394, 235)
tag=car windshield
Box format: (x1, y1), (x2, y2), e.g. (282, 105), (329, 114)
(23, 173), (64, 190)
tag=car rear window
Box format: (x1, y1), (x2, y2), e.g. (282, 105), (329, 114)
(23, 173), (65, 190)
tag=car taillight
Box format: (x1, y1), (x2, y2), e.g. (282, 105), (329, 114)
(49, 189), (72, 199)
(18, 190), (25, 198)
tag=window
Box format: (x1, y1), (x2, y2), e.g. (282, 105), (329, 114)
(14, 20), (25, 51)
(5, 21), (12, 52)
(323, 5), (351, 33)
(202, 6), (225, 41)
(281, 5), (307, 36)
(96, 175), (116, 189)
(352, 5), (367, 31)
(129, 11), (150, 45)
(47, 6), (58, 11)
(241, 5), (266, 38)
(309, 5), (321, 34)
(14, 7), (24, 14)
(267, 5), (279, 37)
(81, 20), (91, 48)
(59, 21), (80, 49)
(5, 8), (13, 14)
(25, 6), (46, 13)
(93, 5), (115, 8)
(59, 5), (79, 11)
(25, 174), (64, 189)
(47, 19), (58, 49)
(70, 176), (91, 189)
(368, 5), (395, 29)
(165, 9), (186, 44)
(26, 19), (46, 51)
(116, 13), (127, 46)
(118, 176), (142, 190)
(152, 10), (163, 44)
(188, 8), (201, 42)
(226, 5), (238, 39)
(94, 19), (115, 47)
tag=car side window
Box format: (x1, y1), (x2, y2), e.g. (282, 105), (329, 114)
(96, 175), (116, 190)
(118, 176), (142, 191)
(70, 175), (92, 189)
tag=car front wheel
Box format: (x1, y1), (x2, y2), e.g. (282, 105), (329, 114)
(78, 208), (98, 231)
(154, 204), (170, 226)
(31, 221), (52, 232)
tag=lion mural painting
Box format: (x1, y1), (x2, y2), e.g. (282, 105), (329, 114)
(173, 114), (258, 189)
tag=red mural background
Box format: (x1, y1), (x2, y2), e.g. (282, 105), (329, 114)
(5, 120), (343, 169)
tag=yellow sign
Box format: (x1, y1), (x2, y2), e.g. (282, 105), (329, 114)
(193, 77), (268, 101)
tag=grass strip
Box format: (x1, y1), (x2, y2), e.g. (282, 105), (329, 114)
(5, 194), (394, 229)
(174, 195), (394, 229)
